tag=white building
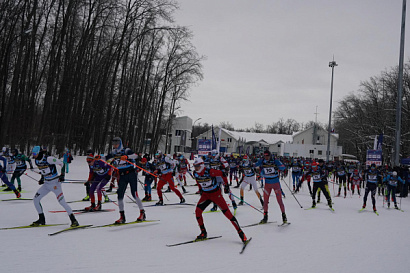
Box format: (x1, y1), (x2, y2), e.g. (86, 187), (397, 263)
(196, 124), (342, 160)
(157, 116), (193, 155)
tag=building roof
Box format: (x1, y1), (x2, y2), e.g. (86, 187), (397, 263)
(221, 128), (293, 145)
(292, 125), (339, 139)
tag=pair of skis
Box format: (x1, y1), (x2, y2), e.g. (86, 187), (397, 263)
(359, 207), (379, 215)
(166, 235), (252, 254)
(242, 221), (291, 228)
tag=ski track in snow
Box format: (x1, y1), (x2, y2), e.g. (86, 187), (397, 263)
(1, 156), (409, 273)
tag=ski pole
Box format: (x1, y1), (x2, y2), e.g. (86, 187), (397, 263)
(281, 178), (303, 208)
(24, 172), (38, 182)
(229, 192), (263, 214)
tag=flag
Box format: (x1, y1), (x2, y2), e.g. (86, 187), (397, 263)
(211, 125), (217, 150)
(216, 127), (222, 153)
(376, 134), (383, 150)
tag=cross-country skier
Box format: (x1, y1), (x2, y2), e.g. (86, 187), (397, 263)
(192, 157), (248, 243)
(30, 146), (78, 227)
(106, 137), (145, 223)
(0, 154), (21, 198)
(10, 149), (33, 192)
(153, 150), (185, 205)
(362, 164), (381, 212)
(238, 155), (263, 206)
(84, 151), (116, 211)
(350, 169), (362, 196)
(306, 160), (333, 209)
(383, 171), (404, 209)
(1, 147), (16, 190)
(255, 150), (288, 224)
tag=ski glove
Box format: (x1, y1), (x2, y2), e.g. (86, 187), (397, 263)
(59, 174), (65, 182)
(224, 184), (230, 194)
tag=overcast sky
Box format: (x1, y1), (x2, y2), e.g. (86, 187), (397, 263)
(173, 0), (408, 130)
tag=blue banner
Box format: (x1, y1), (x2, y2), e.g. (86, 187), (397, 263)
(198, 139), (211, 155)
(366, 150), (383, 166)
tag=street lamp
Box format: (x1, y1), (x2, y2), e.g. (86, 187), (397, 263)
(326, 58), (338, 162)
(394, 0), (407, 166)
(192, 118), (202, 151)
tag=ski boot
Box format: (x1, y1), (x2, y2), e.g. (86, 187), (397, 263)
(69, 214), (79, 227)
(156, 199), (164, 206)
(238, 197), (244, 206)
(362, 203), (366, 209)
(30, 213), (46, 226)
(94, 201), (102, 211)
(311, 200), (317, 208)
(210, 204), (218, 212)
(373, 206), (377, 212)
(282, 212), (288, 224)
(115, 211), (126, 224)
(259, 212), (268, 224)
(387, 202), (390, 208)
(238, 229), (248, 243)
(106, 186), (113, 193)
(232, 201), (238, 210)
(82, 195), (90, 201)
(394, 203), (399, 210)
(17, 185), (22, 192)
(14, 190), (21, 198)
(327, 198), (333, 207)
(85, 203), (96, 212)
(196, 225), (207, 241)
(146, 194), (152, 201)
(137, 209), (146, 222)
(180, 197), (186, 204)
(104, 195), (110, 202)
(164, 187), (171, 193)
(182, 186), (187, 194)
(142, 193), (148, 201)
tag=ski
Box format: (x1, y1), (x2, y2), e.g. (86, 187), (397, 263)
(90, 220), (160, 229)
(1, 224), (65, 230)
(387, 207), (405, 212)
(278, 222), (291, 227)
(166, 236), (222, 247)
(0, 190), (28, 194)
(144, 202), (196, 207)
(1, 198), (32, 201)
(49, 208), (115, 213)
(240, 237), (252, 254)
(242, 221), (277, 228)
(305, 206), (334, 212)
(48, 225), (93, 236)
(359, 208), (379, 215)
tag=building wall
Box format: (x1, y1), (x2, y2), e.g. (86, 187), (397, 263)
(293, 126), (338, 147)
(197, 128), (236, 154)
(158, 116), (193, 155)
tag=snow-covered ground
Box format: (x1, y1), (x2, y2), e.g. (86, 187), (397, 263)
(1, 156), (409, 273)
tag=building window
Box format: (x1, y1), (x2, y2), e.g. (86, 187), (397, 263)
(278, 144), (281, 147)
(309, 150), (314, 154)
(175, 130), (182, 136)
(318, 150), (322, 155)
(227, 138), (232, 143)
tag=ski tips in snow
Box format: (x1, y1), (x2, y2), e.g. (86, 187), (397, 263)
(166, 235), (222, 247)
(240, 237), (252, 254)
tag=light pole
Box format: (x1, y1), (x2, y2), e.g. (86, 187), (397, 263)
(326, 58), (338, 162)
(192, 118), (202, 152)
(394, 0), (407, 166)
